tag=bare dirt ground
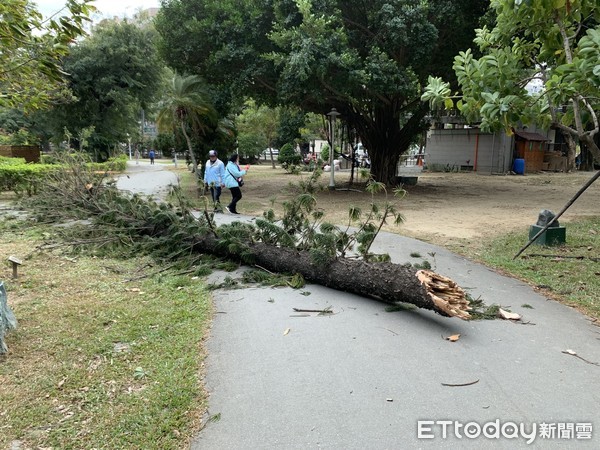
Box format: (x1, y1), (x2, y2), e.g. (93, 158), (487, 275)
(239, 165), (599, 247)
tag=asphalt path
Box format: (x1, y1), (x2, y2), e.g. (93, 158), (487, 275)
(115, 159), (180, 198)
(117, 161), (600, 449)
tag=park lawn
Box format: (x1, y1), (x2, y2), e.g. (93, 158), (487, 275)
(461, 216), (600, 320)
(0, 220), (211, 450)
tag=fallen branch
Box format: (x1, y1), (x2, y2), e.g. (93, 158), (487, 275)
(292, 307), (333, 314)
(526, 253), (599, 261)
(562, 350), (600, 366)
(441, 379), (479, 387)
(123, 261), (180, 282)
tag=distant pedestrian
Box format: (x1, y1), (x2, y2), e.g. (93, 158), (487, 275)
(134, 148), (140, 165)
(148, 149), (155, 165)
(203, 150), (225, 212)
(223, 154), (249, 215)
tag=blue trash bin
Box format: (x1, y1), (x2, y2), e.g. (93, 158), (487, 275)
(513, 158), (525, 175)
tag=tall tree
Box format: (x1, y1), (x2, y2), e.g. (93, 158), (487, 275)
(39, 19), (164, 157)
(155, 74), (218, 173)
(276, 106), (306, 149)
(157, 0), (487, 184)
(236, 100), (279, 167)
(423, 0), (600, 168)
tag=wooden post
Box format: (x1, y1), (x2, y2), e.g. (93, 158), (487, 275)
(8, 255), (22, 279)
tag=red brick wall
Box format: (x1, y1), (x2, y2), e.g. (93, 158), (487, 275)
(0, 145), (41, 163)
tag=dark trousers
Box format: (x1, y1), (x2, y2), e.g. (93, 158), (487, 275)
(209, 186), (222, 205)
(228, 187), (242, 213)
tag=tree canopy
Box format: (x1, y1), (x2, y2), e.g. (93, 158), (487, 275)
(40, 19), (164, 157)
(0, 0), (94, 111)
(156, 0), (488, 184)
(423, 0), (600, 166)
(235, 100), (279, 165)
(156, 74), (219, 172)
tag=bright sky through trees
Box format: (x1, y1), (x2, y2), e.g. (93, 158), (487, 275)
(35, 0), (160, 20)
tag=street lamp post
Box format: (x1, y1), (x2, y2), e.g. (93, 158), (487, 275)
(326, 108), (341, 190)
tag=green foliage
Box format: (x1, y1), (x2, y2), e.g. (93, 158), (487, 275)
(154, 133), (176, 156)
(320, 144), (329, 163)
(17, 153), (407, 298)
(275, 107), (306, 149)
(156, 0), (488, 184)
(38, 19), (165, 155)
(156, 74), (221, 172)
(0, 160), (58, 196)
(0, 156), (26, 166)
(411, 260), (432, 270)
(242, 269), (305, 289)
(468, 298), (501, 320)
(423, 0), (600, 161)
(0, 0), (95, 111)
(278, 143), (302, 172)
(0, 128), (38, 145)
(235, 100), (278, 161)
(251, 170), (405, 265)
(86, 155), (128, 172)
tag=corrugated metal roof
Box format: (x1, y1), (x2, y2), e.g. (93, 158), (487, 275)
(513, 130), (549, 141)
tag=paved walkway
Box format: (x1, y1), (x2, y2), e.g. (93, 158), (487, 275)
(116, 162), (600, 449)
(192, 226), (599, 449)
(115, 160), (179, 198)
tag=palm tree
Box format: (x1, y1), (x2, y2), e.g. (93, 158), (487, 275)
(156, 74), (217, 173)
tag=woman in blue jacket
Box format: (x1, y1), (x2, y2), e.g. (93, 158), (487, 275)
(223, 154), (248, 214)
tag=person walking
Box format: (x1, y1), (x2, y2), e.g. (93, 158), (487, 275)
(223, 154), (248, 215)
(148, 149), (155, 165)
(134, 148), (140, 165)
(203, 150), (225, 212)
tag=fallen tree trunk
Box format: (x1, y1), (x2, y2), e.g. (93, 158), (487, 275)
(195, 235), (471, 320)
(25, 159), (473, 320)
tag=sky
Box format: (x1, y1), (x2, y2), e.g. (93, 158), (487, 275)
(35, 0), (161, 20)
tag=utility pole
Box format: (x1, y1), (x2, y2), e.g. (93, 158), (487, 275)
(140, 109), (145, 151)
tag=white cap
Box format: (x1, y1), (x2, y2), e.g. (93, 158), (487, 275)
(209, 150), (217, 156)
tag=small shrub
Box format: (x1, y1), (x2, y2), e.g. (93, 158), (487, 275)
(278, 143), (302, 172)
(320, 144), (329, 163)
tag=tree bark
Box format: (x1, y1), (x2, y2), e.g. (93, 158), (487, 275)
(195, 235), (471, 320)
(181, 120), (199, 174)
(352, 102), (429, 185)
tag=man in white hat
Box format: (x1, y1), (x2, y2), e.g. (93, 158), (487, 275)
(203, 150), (225, 212)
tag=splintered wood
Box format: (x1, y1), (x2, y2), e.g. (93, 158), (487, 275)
(416, 270), (471, 320)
